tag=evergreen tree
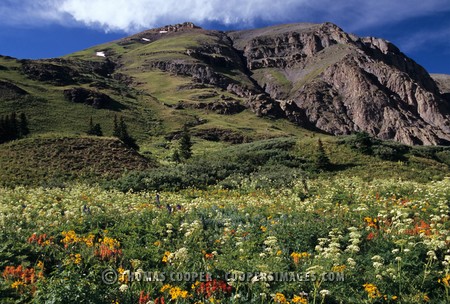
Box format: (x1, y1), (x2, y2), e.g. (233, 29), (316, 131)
(178, 125), (192, 160)
(112, 116), (139, 150)
(113, 115), (120, 138)
(87, 117), (103, 136)
(172, 149), (181, 163)
(352, 132), (373, 155)
(9, 112), (18, 140)
(19, 113), (29, 137)
(314, 139), (331, 171)
(0, 112), (30, 144)
(0, 115), (6, 144)
(92, 123), (103, 136)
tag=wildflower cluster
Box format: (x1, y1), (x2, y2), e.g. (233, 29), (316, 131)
(1, 178), (450, 302)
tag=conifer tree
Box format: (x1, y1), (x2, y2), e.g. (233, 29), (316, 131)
(87, 117), (103, 136)
(178, 125), (192, 160)
(19, 113), (29, 137)
(314, 139), (331, 171)
(0, 112), (30, 144)
(112, 116), (139, 150)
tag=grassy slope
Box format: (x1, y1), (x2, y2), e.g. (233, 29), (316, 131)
(0, 135), (152, 186)
(0, 30), (449, 186)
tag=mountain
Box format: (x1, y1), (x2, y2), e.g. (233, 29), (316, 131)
(0, 21), (449, 146)
(432, 74), (450, 94)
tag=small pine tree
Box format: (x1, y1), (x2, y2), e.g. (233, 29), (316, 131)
(113, 115), (120, 138)
(0, 112), (30, 143)
(172, 149), (181, 163)
(87, 117), (94, 134)
(0, 115), (6, 144)
(19, 113), (29, 137)
(87, 117), (103, 136)
(9, 112), (18, 140)
(92, 124), (103, 136)
(353, 132), (373, 154)
(315, 139), (331, 171)
(112, 116), (139, 150)
(178, 126), (192, 160)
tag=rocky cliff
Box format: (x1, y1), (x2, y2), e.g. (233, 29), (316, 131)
(228, 23), (450, 145)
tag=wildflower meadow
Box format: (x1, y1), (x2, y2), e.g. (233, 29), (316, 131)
(1, 177), (450, 303)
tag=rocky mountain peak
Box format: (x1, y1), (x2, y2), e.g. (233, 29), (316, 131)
(226, 23), (450, 145)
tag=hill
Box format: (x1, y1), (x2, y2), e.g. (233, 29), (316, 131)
(0, 136), (151, 186)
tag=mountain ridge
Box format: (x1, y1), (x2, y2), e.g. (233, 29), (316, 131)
(1, 21), (450, 146)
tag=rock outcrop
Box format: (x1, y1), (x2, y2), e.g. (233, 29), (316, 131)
(21, 61), (79, 85)
(228, 23), (450, 145)
(432, 74), (450, 94)
(0, 80), (28, 100)
(175, 99), (246, 115)
(63, 87), (114, 109)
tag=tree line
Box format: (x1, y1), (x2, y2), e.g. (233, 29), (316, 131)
(0, 112), (30, 144)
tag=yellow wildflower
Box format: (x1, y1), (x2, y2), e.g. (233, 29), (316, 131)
(439, 274), (450, 287)
(162, 251), (171, 263)
(292, 295), (308, 303)
(161, 284), (172, 292)
(71, 253), (82, 264)
(331, 265), (346, 272)
(291, 252), (310, 264)
(363, 283), (381, 299)
(169, 286), (189, 300)
(118, 267), (127, 283)
(274, 292), (288, 303)
(11, 280), (25, 289)
(83, 234), (95, 247)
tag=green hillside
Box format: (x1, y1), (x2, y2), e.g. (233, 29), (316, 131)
(0, 24), (449, 187)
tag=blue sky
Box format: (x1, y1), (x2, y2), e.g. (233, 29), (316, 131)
(0, 0), (449, 74)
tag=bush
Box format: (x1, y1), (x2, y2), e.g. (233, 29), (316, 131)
(109, 137), (305, 192)
(372, 143), (409, 161)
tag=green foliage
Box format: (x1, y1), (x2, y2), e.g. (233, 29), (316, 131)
(19, 113), (30, 137)
(350, 132), (374, 154)
(372, 142), (409, 161)
(0, 112), (29, 144)
(178, 126), (193, 160)
(110, 137), (305, 191)
(87, 117), (103, 136)
(113, 115), (139, 150)
(436, 151), (450, 166)
(1, 179), (450, 303)
(314, 139), (331, 171)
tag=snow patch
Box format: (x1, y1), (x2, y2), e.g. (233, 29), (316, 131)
(159, 30), (168, 34)
(142, 38), (150, 42)
(96, 51), (106, 57)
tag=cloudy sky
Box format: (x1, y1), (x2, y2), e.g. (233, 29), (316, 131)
(0, 0), (449, 73)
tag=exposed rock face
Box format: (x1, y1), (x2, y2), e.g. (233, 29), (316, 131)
(228, 23), (450, 145)
(22, 61), (79, 85)
(134, 22), (450, 145)
(175, 99), (246, 115)
(149, 61), (232, 88)
(432, 74), (450, 94)
(21, 58), (116, 85)
(63, 87), (114, 109)
(0, 80), (28, 100)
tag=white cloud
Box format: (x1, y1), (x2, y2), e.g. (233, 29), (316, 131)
(0, 0), (449, 33)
